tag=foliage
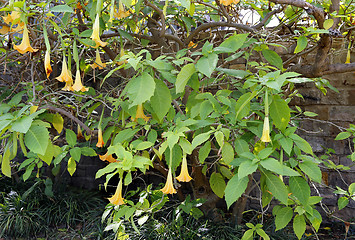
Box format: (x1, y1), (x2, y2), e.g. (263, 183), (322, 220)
(0, 0), (355, 239)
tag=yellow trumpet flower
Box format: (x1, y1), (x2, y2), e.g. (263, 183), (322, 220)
(72, 69), (89, 92)
(13, 24), (39, 54)
(161, 168), (177, 194)
(90, 49), (106, 69)
(96, 128), (104, 148)
(61, 81), (74, 91)
(176, 154), (192, 182)
(108, 178), (125, 206)
(99, 152), (117, 163)
(114, 1), (130, 19)
(0, 26), (10, 35)
(260, 116), (271, 142)
(56, 57), (73, 83)
(220, 0), (240, 6)
(44, 49), (52, 79)
(77, 124), (84, 140)
(131, 104), (150, 122)
(90, 14), (107, 48)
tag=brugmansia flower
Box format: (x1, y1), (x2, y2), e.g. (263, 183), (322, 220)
(56, 57), (73, 83)
(90, 14), (107, 48)
(0, 26), (10, 35)
(44, 49), (52, 79)
(13, 24), (39, 54)
(220, 0), (240, 6)
(176, 154), (192, 182)
(99, 152), (117, 163)
(2, 10), (21, 25)
(90, 49), (106, 69)
(108, 178), (125, 205)
(346, 42), (351, 64)
(77, 124), (84, 140)
(261, 116), (271, 142)
(96, 128), (104, 147)
(72, 69), (89, 92)
(131, 104), (150, 122)
(114, 1), (130, 19)
(161, 168), (177, 194)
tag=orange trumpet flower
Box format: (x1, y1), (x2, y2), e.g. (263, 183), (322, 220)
(96, 128), (104, 147)
(161, 168), (177, 194)
(90, 14), (107, 48)
(131, 104), (150, 122)
(108, 178), (125, 206)
(13, 24), (39, 54)
(44, 49), (52, 79)
(176, 154), (192, 182)
(72, 69), (89, 92)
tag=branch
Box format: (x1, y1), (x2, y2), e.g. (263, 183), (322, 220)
(41, 104), (94, 135)
(253, 7), (284, 29)
(269, 0), (325, 28)
(185, 22), (255, 45)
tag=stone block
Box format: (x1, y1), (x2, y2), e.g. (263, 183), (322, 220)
(304, 105), (329, 120)
(329, 106), (355, 122)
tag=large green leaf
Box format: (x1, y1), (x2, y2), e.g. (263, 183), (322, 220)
(299, 160), (321, 183)
(196, 54), (218, 77)
(264, 171), (289, 205)
(238, 160), (258, 179)
(38, 141), (54, 165)
(66, 129), (77, 146)
(235, 92), (252, 121)
(289, 134), (313, 155)
(293, 214), (306, 240)
(289, 176), (310, 205)
(176, 63), (196, 93)
(192, 132), (211, 149)
(275, 207), (293, 230)
(11, 116), (33, 133)
(222, 142), (234, 164)
(198, 141), (211, 164)
(294, 36), (307, 54)
(225, 175), (249, 208)
(270, 95), (290, 132)
(24, 125), (49, 155)
(209, 172), (226, 198)
(50, 4), (74, 13)
(262, 49), (283, 70)
(1, 148), (11, 177)
(127, 72), (156, 107)
(67, 157), (76, 176)
(150, 79), (171, 122)
(217, 33), (249, 52)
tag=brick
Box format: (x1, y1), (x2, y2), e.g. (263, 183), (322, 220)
(304, 105), (329, 120)
(329, 106), (355, 121)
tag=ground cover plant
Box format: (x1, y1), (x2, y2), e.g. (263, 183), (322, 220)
(1, 0), (355, 239)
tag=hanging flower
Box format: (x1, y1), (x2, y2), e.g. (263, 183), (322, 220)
(72, 69), (89, 92)
(13, 24), (39, 54)
(260, 116), (271, 142)
(131, 104), (150, 122)
(161, 168), (177, 194)
(188, 41), (197, 49)
(108, 178), (125, 206)
(99, 152), (117, 163)
(90, 14), (107, 48)
(116, 48), (128, 65)
(77, 124), (84, 140)
(176, 154), (192, 182)
(44, 49), (52, 79)
(61, 81), (74, 91)
(90, 49), (106, 69)
(114, 1), (130, 19)
(96, 127), (104, 147)
(346, 42), (351, 64)
(220, 0), (240, 6)
(11, 22), (24, 33)
(2, 10), (21, 25)
(0, 26), (10, 35)
(56, 56), (73, 83)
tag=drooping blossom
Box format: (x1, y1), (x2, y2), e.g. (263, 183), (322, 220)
(114, 1), (130, 19)
(44, 49), (52, 79)
(90, 49), (106, 69)
(99, 152), (117, 163)
(13, 24), (38, 54)
(90, 14), (107, 48)
(131, 104), (150, 122)
(72, 69), (89, 92)
(108, 178), (125, 206)
(96, 127), (104, 147)
(160, 168), (177, 194)
(176, 154), (192, 182)
(260, 116), (271, 142)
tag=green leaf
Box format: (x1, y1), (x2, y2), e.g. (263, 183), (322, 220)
(235, 92), (251, 121)
(255, 228), (270, 240)
(293, 214), (306, 240)
(66, 129), (77, 146)
(24, 125), (49, 155)
(198, 141), (211, 164)
(70, 147), (81, 161)
(179, 138), (193, 154)
(11, 116), (33, 133)
(294, 36), (308, 54)
(175, 63), (196, 93)
(262, 49), (283, 70)
(136, 141), (153, 150)
(323, 19), (334, 30)
(299, 160), (321, 183)
(67, 157), (76, 176)
(303, 111), (318, 117)
(238, 160), (258, 180)
(275, 207), (293, 231)
(264, 171), (289, 205)
(289, 177), (310, 205)
(209, 172), (226, 198)
(50, 4), (74, 13)
(81, 147), (97, 156)
(222, 142), (234, 164)
(200, 100), (213, 120)
(150, 79), (171, 122)
(127, 72), (156, 107)
(192, 132), (211, 149)
(234, 139), (249, 155)
(335, 132), (351, 140)
(258, 148), (274, 159)
(279, 137), (293, 155)
(270, 95), (290, 132)
(196, 54), (218, 77)
(38, 141), (54, 165)
(241, 229), (254, 240)
(1, 148), (11, 177)
(218, 33), (249, 52)
(225, 175), (249, 208)
(96, 162), (120, 178)
(52, 113), (64, 134)
(290, 134), (313, 155)
(338, 197), (349, 210)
